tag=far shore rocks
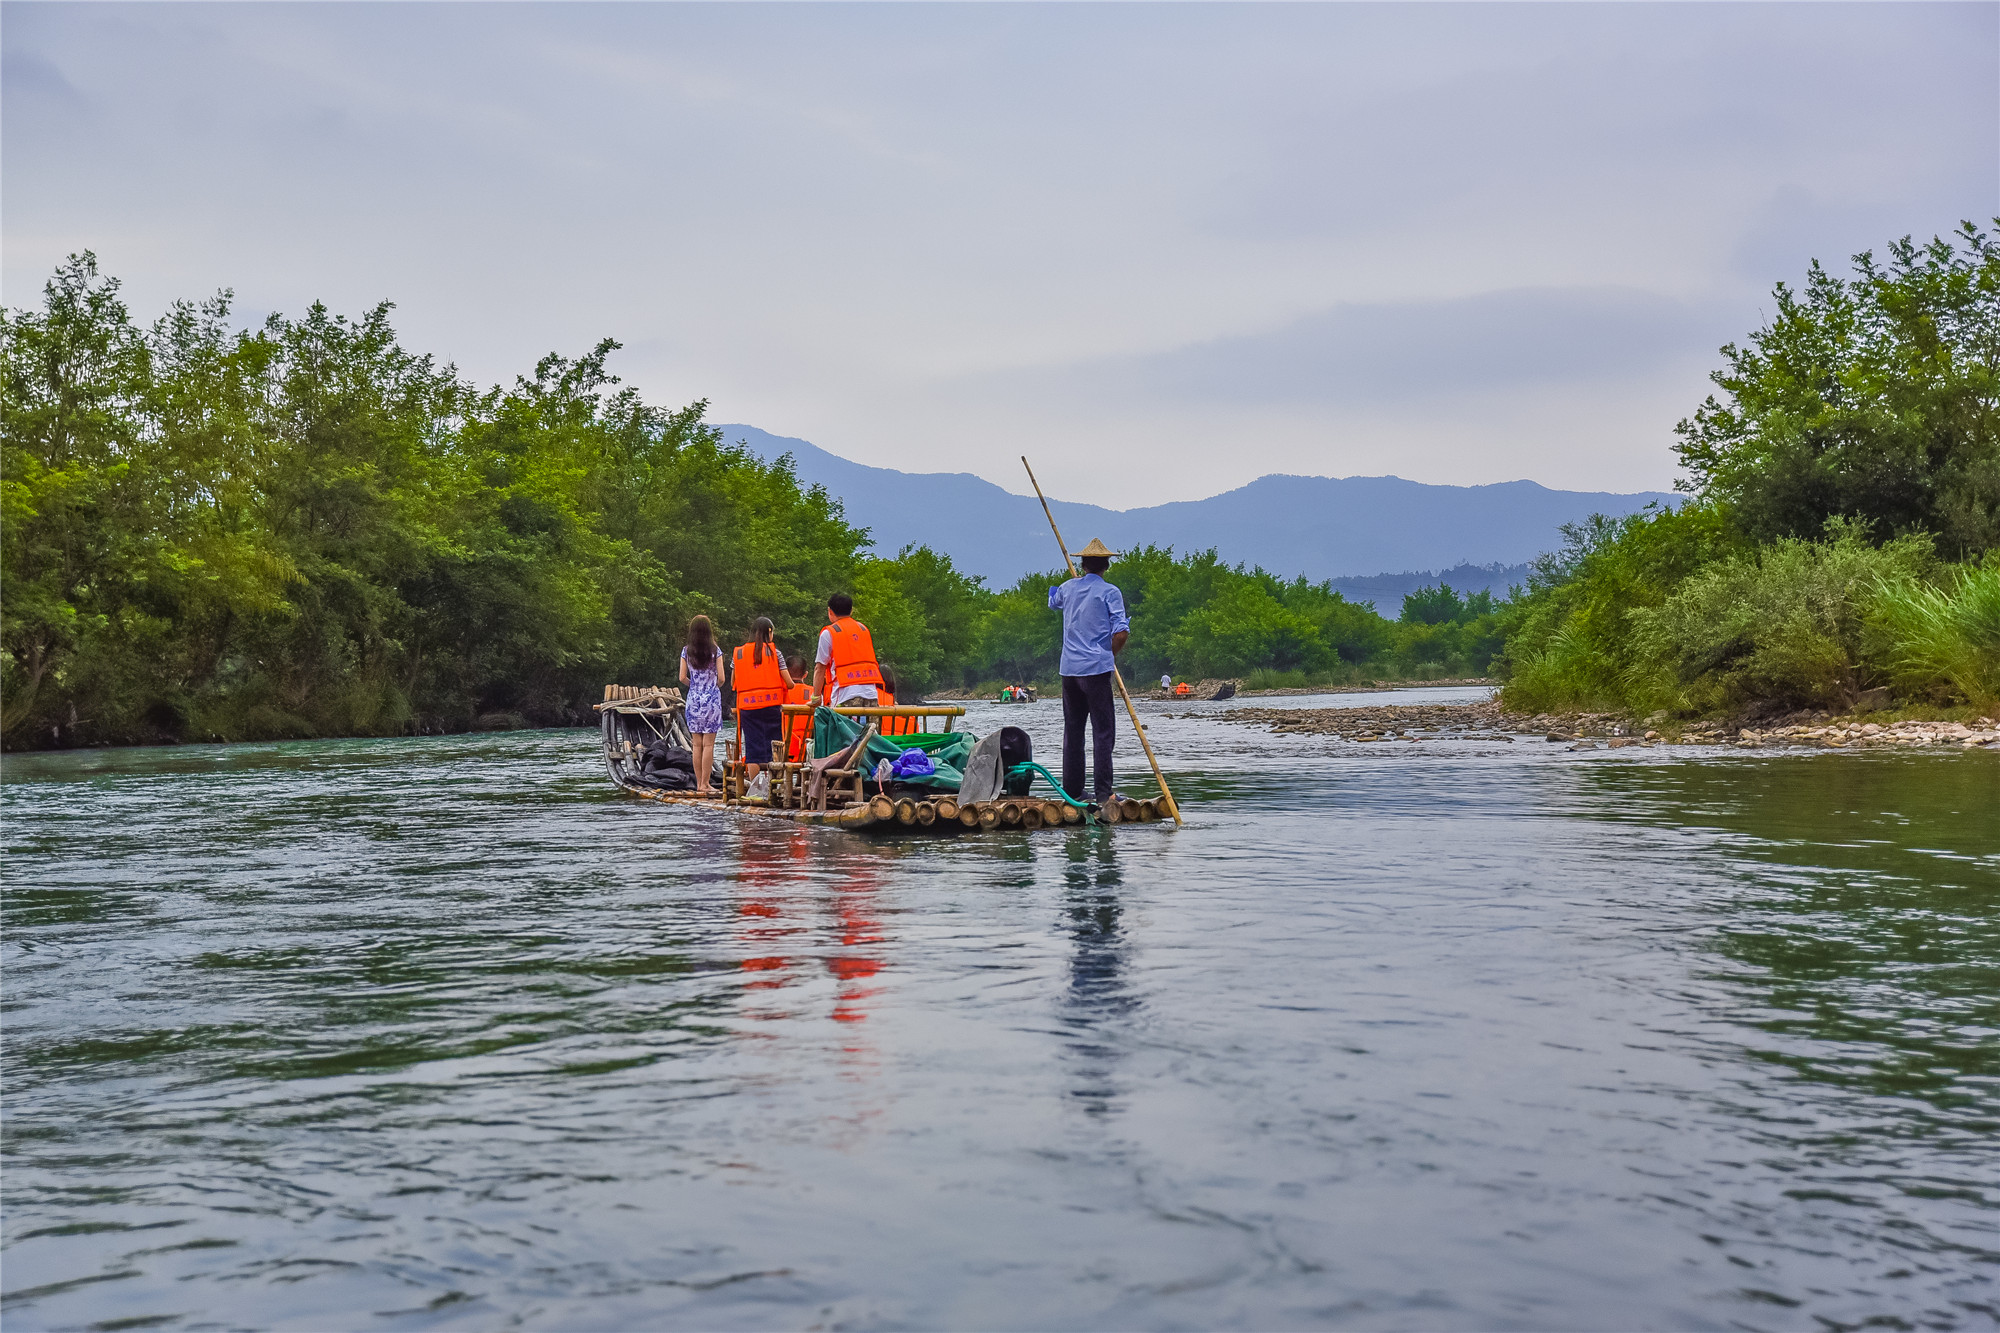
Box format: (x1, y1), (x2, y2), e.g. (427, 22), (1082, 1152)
(1185, 702), (2000, 752)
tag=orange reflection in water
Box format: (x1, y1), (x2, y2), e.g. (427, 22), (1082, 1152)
(731, 830), (886, 1032)
(828, 874), (883, 1026)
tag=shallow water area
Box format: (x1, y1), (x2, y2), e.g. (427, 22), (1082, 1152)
(4, 693), (1997, 1330)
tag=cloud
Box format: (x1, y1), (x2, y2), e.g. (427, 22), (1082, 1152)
(1015, 286), (1734, 410)
(2, 3), (1993, 505)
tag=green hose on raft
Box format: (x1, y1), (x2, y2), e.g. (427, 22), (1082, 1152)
(1007, 762), (1092, 809)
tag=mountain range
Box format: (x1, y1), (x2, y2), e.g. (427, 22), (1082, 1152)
(719, 424), (1679, 600)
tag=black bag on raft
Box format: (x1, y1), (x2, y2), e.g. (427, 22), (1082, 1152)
(999, 726), (1034, 796)
(637, 741), (697, 791)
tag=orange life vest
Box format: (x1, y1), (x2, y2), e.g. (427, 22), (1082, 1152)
(877, 686), (908, 736)
(784, 682), (812, 761)
(825, 616), (885, 691)
(733, 642), (787, 711)
(1175, 682), (1191, 696)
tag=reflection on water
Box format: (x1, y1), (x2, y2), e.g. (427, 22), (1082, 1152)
(2, 715), (1996, 1330)
(1061, 835), (1132, 1118)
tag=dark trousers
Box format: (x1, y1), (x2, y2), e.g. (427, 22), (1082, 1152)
(1061, 672), (1116, 801)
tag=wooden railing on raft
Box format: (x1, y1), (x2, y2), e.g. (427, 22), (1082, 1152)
(780, 703), (965, 731)
(721, 705), (966, 802)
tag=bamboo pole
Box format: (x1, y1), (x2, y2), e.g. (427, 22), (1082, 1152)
(1020, 457), (1183, 827)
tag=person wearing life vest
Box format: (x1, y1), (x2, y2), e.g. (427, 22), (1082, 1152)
(814, 594), (885, 721)
(878, 665), (918, 736)
(732, 617), (796, 782)
(783, 654), (813, 762)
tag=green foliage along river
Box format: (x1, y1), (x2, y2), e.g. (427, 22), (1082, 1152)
(3, 696), (1996, 1329)
(1, 257), (1496, 752)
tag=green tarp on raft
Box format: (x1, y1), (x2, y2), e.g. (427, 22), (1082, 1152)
(810, 707), (975, 792)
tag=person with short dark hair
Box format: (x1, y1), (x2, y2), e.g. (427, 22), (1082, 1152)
(1047, 539), (1129, 804)
(815, 593), (883, 711)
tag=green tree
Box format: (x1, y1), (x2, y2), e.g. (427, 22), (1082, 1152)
(1675, 221), (2000, 558)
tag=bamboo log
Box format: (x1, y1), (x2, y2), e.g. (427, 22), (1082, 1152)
(895, 797), (918, 825)
(958, 805), (980, 828)
(1000, 801), (1023, 827)
(1021, 805), (1044, 829)
(1041, 800), (1066, 826)
(978, 803), (1001, 829)
(1061, 802), (1083, 825)
(936, 797), (960, 822)
(869, 794), (895, 821)
(840, 805), (875, 828)
(1137, 798), (1159, 822)
(916, 800), (936, 826)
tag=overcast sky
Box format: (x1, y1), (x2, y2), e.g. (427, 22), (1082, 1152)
(4, 2), (1994, 505)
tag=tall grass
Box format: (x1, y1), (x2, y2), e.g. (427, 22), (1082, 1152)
(1869, 561), (2000, 710)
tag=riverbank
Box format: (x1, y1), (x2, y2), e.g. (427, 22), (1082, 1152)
(1195, 701), (2000, 751)
(929, 677), (1494, 702)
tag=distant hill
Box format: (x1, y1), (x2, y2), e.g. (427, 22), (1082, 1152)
(1329, 563), (1536, 614)
(718, 424), (1677, 591)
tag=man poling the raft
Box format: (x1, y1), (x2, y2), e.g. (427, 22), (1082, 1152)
(1047, 537), (1129, 806)
(1023, 458), (1183, 826)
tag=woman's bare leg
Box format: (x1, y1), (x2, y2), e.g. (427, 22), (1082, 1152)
(693, 733), (714, 794)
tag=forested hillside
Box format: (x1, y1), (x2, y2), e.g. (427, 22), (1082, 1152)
(1, 257), (1488, 749)
(1499, 222), (2000, 718)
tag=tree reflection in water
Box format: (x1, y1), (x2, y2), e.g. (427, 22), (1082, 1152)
(1581, 754), (2000, 1111)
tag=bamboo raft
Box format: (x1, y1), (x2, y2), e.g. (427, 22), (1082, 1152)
(597, 684), (1174, 834)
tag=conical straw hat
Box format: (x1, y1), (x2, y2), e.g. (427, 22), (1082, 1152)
(1073, 538), (1120, 558)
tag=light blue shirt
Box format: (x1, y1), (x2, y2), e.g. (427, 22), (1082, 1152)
(1048, 573), (1129, 677)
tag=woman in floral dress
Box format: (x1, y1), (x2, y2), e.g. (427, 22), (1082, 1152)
(678, 615), (726, 795)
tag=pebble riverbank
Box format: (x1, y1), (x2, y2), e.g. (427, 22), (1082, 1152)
(1190, 703), (2000, 752)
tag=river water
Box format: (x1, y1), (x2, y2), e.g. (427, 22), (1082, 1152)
(4, 691), (1996, 1330)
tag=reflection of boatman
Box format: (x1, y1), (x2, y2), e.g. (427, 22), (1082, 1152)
(1048, 539), (1129, 805)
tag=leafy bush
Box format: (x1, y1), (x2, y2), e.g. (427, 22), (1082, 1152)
(1496, 504), (1740, 713)
(1868, 557), (2000, 709)
(1630, 523), (1934, 712)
